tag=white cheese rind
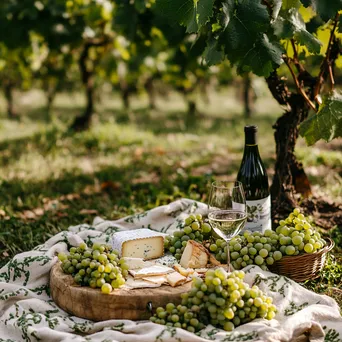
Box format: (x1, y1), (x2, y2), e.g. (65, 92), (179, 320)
(111, 229), (165, 259)
(180, 240), (209, 268)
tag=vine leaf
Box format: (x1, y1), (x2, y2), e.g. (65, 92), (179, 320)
(155, 0), (214, 33)
(300, 91), (342, 146)
(273, 8), (322, 53)
(219, 0), (282, 76)
(301, 0), (342, 21)
(236, 34), (283, 76)
(203, 38), (224, 65)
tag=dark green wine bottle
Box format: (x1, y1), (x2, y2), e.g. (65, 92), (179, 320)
(237, 125), (271, 232)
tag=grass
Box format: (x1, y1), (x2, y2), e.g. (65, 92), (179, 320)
(0, 85), (341, 308)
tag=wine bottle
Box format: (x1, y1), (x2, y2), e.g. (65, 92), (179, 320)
(236, 125), (271, 232)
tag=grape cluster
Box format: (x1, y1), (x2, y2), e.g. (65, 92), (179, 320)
(150, 268), (276, 332)
(164, 214), (212, 260)
(149, 303), (204, 333)
(209, 208), (327, 271)
(58, 242), (128, 294)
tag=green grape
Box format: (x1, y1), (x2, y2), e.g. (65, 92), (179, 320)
(259, 249), (268, 258)
(174, 241), (182, 249)
(263, 244), (272, 252)
(233, 243), (242, 251)
(266, 257), (274, 265)
(212, 277), (221, 286)
(96, 278), (105, 288)
(304, 243), (314, 253)
(254, 255), (264, 265)
(242, 255), (249, 262)
(210, 244), (218, 252)
(249, 247), (257, 255)
(101, 283), (112, 294)
(58, 253), (68, 262)
(231, 251), (240, 260)
(202, 223), (211, 233)
(184, 226), (192, 235)
(254, 243), (263, 251)
(264, 230), (273, 237)
(185, 217), (193, 225)
(285, 245), (295, 255)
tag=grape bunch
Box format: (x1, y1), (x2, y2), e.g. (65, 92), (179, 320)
(58, 242), (128, 294)
(149, 303), (205, 333)
(208, 208), (327, 271)
(164, 214), (212, 260)
(150, 268), (276, 332)
(275, 208), (326, 254)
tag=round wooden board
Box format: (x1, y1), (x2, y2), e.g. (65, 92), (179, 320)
(50, 263), (191, 321)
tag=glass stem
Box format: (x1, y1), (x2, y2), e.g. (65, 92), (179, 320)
(226, 239), (230, 272)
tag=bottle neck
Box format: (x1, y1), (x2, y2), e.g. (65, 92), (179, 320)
(243, 143), (260, 157)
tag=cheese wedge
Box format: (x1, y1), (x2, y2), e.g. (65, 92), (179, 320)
(121, 257), (147, 270)
(129, 265), (174, 279)
(166, 272), (187, 287)
(112, 229), (165, 260)
(174, 264), (195, 277)
(180, 240), (209, 268)
(125, 276), (161, 289)
(141, 275), (168, 284)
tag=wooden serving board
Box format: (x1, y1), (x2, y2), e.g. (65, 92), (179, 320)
(50, 263), (191, 321)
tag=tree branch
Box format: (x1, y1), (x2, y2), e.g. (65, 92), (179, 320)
(314, 13), (340, 97)
(283, 56), (317, 112)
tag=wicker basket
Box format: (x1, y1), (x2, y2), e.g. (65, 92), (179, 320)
(268, 238), (335, 282)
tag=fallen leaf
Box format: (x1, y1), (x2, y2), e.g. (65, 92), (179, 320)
(33, 208), (44, 216)
(101, 181), (121, 191)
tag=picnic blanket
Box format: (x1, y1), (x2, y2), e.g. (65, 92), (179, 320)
(0, 198), (341, 342)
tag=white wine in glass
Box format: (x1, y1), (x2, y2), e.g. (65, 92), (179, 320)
(208, 181), (247, 268)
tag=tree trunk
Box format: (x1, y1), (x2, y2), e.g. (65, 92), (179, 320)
(266, 72), (312, 218)
(121, 87), (130, 110)
(243, 74), (253, 118)
(145, 77), (156, 110)
(185, 99), (197, 129)
(45, 84), (56, 122)
(70, 44), (94, 131)
(4, 82), (18, 119)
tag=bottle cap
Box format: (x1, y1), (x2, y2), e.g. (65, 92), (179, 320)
(244, 125), (258, 145)
(244, 125), (258, 133)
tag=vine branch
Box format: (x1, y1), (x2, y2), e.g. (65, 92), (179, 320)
(314, 12), (340, 97)
(290, 39), (305, 73)
(283, 55), (317, 112)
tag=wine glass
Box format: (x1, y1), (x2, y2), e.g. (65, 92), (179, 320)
(208, 181), (247, 269)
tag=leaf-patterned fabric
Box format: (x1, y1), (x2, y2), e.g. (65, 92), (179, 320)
(0, 199), (341, 342)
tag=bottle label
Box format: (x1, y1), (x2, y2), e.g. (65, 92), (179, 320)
(245, 196), (271, 233)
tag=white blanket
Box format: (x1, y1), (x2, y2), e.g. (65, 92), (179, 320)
(0, 199), (341, 342)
